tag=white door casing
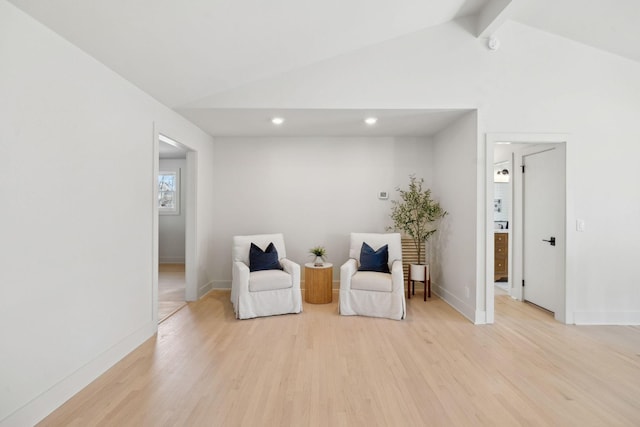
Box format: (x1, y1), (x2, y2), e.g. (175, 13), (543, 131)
(153, 127), (199, 327)
(485, 133), (571, 325)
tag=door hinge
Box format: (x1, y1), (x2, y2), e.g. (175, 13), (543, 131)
(522, 279), (525, 287)
(521, 165), (525, 173)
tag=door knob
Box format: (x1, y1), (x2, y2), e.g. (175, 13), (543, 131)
(542, 237), (556, 246)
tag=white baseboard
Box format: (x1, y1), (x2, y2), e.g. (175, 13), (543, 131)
(212, 280), (231, 289)
(197, 280), (214, 298)
(573, 311), (640, 325)
(0, 321), (156, 427)
(211, 280), (341, 291)
(432, 284), (477, 323)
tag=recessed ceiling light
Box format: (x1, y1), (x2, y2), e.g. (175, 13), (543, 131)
(271, 117), (284, 125)
(364, 117), (378, 125)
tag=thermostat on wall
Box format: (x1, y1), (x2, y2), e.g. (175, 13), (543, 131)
(378, 191), (389, 200)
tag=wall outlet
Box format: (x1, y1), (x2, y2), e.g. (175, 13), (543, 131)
(576, 219), (586, 232)
(465, 286), (470, 298)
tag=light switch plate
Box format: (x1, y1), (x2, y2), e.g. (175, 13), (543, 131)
(576, 219), (586, 232)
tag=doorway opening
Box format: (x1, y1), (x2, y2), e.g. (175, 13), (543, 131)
(492, 157), (511, 295)
(158, 263), (186, 322)
(485, 133), (570, 324)
(153, 132), (198, 324)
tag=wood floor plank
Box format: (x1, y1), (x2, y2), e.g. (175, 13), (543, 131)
(158, 263), (186, 323)
(38, 290), (640, 426)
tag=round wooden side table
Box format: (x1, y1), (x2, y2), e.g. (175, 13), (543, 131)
(304, 263), (333, 304)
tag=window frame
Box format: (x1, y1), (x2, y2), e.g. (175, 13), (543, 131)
(158, 170), (180, 215)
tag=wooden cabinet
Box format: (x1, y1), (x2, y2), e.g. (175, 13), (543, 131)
(494, 232), (508, 282)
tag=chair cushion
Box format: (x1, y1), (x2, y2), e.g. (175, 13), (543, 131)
(249, 269), (293, 292)
(358, 242), (390, 273)
(351, 271), (393, 292)
(249, 242), (282, 272)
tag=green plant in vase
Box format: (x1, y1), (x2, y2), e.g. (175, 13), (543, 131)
(309, 246), (327, 266)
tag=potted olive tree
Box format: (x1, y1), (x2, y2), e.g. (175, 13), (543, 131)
(388, 175), (447, 282)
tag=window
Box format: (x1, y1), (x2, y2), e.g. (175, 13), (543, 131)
(158, 171), (179, 214)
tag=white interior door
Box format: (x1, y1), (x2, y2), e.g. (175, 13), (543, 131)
(522, 146), (565, 313)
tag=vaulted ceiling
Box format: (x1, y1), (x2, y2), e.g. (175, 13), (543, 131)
(9, 0), (640, 136)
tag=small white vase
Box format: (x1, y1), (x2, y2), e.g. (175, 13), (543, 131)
(410, 264), (426, 281)
(314, 256), (324, 266)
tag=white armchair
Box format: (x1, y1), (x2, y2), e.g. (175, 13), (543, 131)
(339, 233), (405, 320)
(231, 233), (302, 319)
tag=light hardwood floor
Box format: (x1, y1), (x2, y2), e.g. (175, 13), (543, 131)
(39, 290), (640, 426)
(158, 263), (186, 323)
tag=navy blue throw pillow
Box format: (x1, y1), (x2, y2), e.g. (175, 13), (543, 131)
(249, 242), (282, 272)
(358, 242), (390, 273)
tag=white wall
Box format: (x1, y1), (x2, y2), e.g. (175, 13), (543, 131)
(211, 136), (432, 286)
(0, 1), (215, 425)
(431, 111), (481, 321)
(493, 183), (510, 223)
(159, 159), (187, 264)
(494, 145), (514, 163)
(194, 19), (640, 324)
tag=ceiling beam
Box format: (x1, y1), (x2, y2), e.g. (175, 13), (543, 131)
(476, 0), (514, 38)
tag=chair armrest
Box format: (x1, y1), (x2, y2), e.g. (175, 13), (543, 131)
(391, 259), (404, 292)
(280, 258), (301, 288)
(232, 261), (250, 292)
(340, 258), (358, 291)
(231, 261), (250, 314)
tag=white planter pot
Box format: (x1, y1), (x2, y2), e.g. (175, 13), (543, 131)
(410, 264), (427, 281)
